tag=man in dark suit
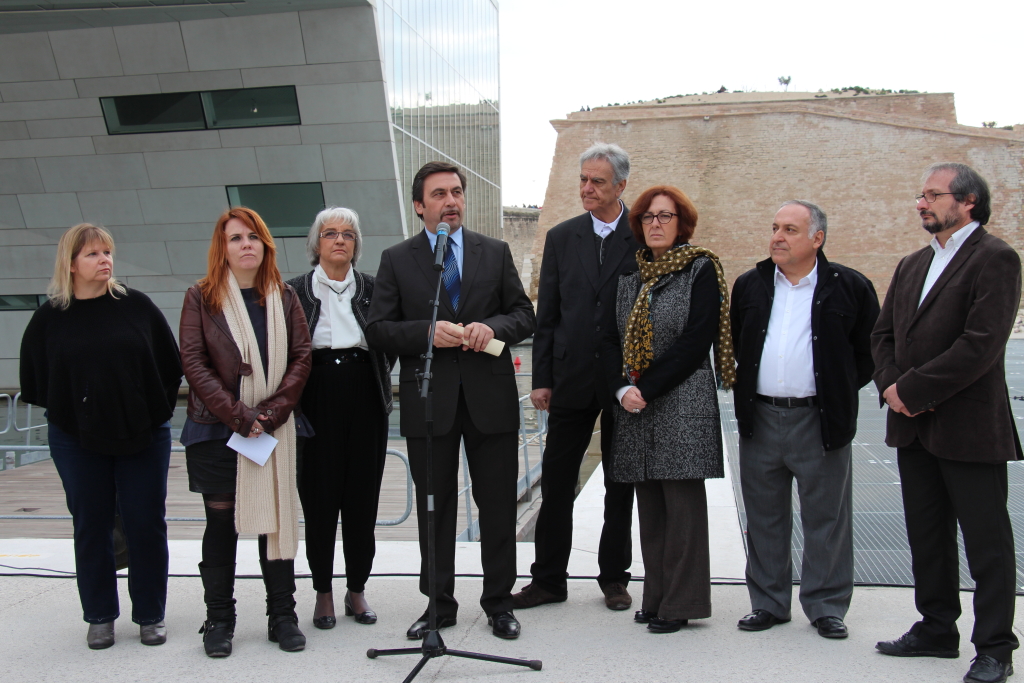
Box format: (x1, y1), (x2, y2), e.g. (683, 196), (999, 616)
(731, 200), (879, 639)
(872, 163), (1021, 683)
(512, 143), (639, 611)
(365, 161), (536, 640)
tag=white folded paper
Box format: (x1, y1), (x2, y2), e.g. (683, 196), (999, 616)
(461, 337), (505, 356)
(227, 430), (278, 466)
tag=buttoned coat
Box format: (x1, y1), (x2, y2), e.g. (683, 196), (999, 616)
(533, 209), (640, 409)
(364, 228), (536, 438)
(871, 227), (1023, 462)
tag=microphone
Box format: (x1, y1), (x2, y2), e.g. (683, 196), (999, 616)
(433, 222), (450, 271)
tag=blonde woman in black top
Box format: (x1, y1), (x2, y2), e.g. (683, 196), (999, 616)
(20, 223), (182, 650)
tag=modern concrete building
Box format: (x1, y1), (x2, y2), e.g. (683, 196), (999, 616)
(0, 0), (501, 389)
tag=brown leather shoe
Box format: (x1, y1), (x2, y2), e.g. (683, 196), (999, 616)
(511, 583), (567, 609)
(602, 583), (632, 610)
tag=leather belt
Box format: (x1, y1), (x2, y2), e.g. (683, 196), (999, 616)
(756, 394), (818, 408)
(312, 348), (368, 365)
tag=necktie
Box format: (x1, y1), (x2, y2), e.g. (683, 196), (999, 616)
(441, 241), (461, 310)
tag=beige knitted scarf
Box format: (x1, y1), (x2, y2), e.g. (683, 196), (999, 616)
(622, 244), (736, 389)
(222, 271), (298, 561)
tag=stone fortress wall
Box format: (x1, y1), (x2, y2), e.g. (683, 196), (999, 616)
(529, 91), (1024, 303)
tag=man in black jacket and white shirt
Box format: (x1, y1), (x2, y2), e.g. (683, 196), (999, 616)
(513, 143), (640, 611)
(730, 200), (879, 639)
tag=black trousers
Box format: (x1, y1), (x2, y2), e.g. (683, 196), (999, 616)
(529, 398), (634, 595)
(49, 422), (170, 625)
(298, 360), (388, 593)
(897, 441), (1019, 662)
(406, 388), (519, 618)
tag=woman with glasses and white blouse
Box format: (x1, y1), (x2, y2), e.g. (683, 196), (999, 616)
(287, 207), (394, 630)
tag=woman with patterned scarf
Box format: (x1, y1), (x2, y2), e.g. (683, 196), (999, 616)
(602, 185), (736, 634)
(179, 207), (312, 657)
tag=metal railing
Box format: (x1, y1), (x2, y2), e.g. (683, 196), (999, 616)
(0, 373), (546, 539)
(0, 392), (414, 527)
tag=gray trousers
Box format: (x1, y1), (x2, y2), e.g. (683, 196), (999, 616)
(739, 400), (853, 623)
(636, 479), (711, 620)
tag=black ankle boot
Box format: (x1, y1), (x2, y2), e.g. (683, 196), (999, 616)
(198, 563), (236, 657)
(261, 558), (305, 652)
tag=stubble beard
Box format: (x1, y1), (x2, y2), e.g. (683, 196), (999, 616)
(920, 209), (962, 235)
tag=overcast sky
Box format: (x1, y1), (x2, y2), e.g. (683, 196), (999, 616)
(498, 0), (1024, 207)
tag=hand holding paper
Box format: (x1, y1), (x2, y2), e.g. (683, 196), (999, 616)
(227, 430), (278, 466)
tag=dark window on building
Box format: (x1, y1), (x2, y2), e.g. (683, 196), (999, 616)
(101, 86), (300, 135)
(226, 183), (325, 238)
(101, 92), (206, 135)
(0, 294), (46, 311)
(202, 87), (301, 129)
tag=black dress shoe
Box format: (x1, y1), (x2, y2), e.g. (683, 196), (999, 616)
(965, 655), (1014, 683)
(737, 609), (790, 631)
(634, 609), (657, 624)
(813, 616), (849, 639)
(312, 615), (336, 630)
(647, 617), (687, 633)
(487, 611), (521, 639)
(875, 630), (959, 658)
(406, 614), (457, 640)
(344, 593), (377, 625)
(512, 583), (567, 609)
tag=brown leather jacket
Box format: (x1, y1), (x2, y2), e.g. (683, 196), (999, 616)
(179, 283), (311, 436)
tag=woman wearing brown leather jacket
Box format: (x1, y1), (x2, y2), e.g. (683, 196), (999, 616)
(178, 206), (312, 658)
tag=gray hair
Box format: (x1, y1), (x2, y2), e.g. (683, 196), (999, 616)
(921, 162), (991, 226)
(779, 199), (828, 249)
(579, 142), (631, 184)
(306, 206), (362, 266)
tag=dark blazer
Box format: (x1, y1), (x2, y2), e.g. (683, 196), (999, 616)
(871, 226), (1022, 462)
(286, 269), (395, 415)
(731, 252), (880, 451)
(179, 283), (311, 436)
(365, 228), (536, 438)
(533, 208), (640, 409)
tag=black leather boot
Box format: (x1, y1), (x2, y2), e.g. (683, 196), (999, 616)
(198, 563), (236, 658)
(261, 558), (305, 652)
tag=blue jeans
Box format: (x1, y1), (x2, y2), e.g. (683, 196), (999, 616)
(49, 422), (171, 625)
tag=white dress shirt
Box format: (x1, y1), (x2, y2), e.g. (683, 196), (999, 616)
(590, 201), (624, 238)
(918, 221), (979, 307)
(756, 264), (818, 398)
(424, 225), (464, 276)
(311, 264), (368, 350)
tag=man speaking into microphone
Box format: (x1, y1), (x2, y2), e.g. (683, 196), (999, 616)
(366, 161), (535, 640)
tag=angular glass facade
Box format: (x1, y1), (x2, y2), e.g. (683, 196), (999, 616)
(379, 0), (502, 239)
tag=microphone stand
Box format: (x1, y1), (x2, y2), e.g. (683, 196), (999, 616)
(366, 229), (541, 681)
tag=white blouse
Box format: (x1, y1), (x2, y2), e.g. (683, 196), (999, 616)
(311, 264), (368, 351)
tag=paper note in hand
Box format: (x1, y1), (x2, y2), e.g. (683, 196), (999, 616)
(461, 337), (505, 356)
(227, 430), (278, 466)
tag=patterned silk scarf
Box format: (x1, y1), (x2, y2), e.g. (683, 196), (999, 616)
(622, 244), (737, 389)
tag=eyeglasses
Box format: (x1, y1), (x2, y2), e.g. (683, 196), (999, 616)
(915, 191), (957, 204)
(640, 212), (678, 225)
(320, 230), (357, 242)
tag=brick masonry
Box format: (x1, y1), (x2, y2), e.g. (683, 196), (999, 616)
(530, 92), (1024, 303)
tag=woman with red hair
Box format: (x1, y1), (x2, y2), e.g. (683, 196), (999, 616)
(179, 207), (312, 657)
(602, 185), (735, 634)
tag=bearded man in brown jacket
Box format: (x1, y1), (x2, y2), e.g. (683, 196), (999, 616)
(871, 162), (1021, 683)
